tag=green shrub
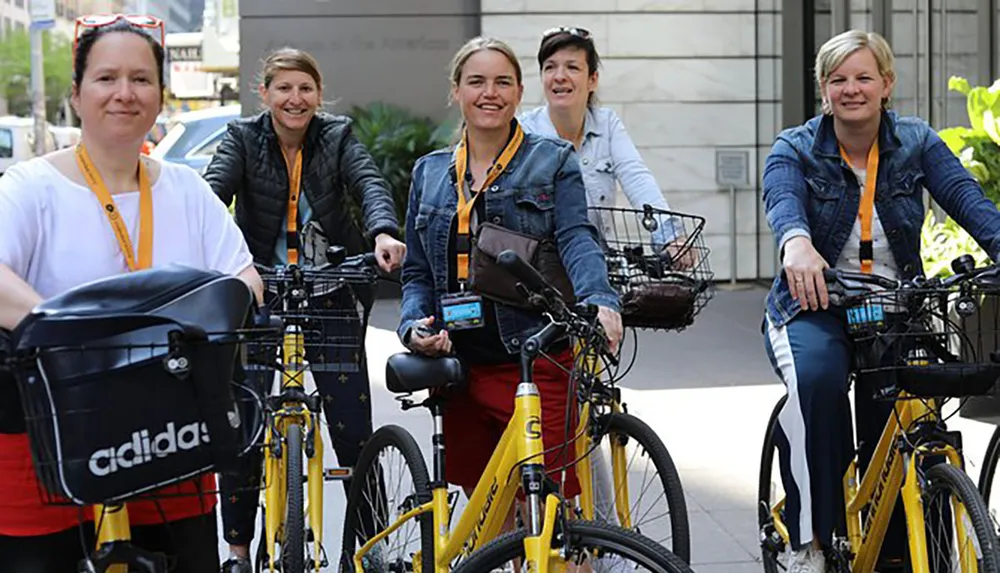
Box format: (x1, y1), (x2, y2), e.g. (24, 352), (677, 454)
(921, 76), (1000, 277)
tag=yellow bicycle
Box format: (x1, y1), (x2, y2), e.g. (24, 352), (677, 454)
(340, 250), (692, 572)
(252, 248), (378, 572)
(759, 256), (1000, 572)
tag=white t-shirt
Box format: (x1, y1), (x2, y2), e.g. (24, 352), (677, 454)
(0, 156), (253, 298)
(836, 166), (899, 279)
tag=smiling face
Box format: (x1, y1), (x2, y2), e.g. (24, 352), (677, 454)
(450, 48), (523, 132)
(541, 46), (597, 113)
(823, 47), (893, 126)
(260, 69), (321, 133)
(71, 31), (162, 146)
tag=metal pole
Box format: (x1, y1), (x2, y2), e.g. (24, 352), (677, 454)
(30, 26), (46, 156)
(730, 185), (738, 285)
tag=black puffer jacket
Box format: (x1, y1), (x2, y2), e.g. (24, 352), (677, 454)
(204, 111), (399, 263)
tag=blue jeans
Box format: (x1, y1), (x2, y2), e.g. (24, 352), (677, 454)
(764, 309), (905, 563)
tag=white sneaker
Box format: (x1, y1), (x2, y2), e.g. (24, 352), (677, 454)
(788, 546), (826, 573)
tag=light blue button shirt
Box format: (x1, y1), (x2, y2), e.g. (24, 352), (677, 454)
(519, 105), (679, 245)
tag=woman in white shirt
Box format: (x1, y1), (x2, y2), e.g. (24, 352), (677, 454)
(0, 16), (261, 572)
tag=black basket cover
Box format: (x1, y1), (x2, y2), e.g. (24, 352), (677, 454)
(11, 265), (254, 505)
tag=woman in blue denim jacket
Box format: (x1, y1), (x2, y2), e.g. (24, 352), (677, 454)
(762, 30), (1000, 573)
(398, 37), (622, 505)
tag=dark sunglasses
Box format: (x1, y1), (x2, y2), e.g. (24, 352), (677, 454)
(541, 26), (592, 41)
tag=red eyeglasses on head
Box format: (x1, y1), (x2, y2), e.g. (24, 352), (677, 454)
(73, 14), (165, 56)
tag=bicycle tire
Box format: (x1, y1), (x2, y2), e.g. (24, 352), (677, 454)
(451, 519), (694, 572)
(978, 425), (1000, 506)
(284, 422), (305, 573)
(924, 463), (1000, 572)
(593, 411), (691, 563)
(339, 424), (434, 573)
(758, 395), (787, 573)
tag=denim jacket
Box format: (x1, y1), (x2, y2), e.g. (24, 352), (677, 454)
(763, 111), (1000, 327)
(398, 130), (621, 353)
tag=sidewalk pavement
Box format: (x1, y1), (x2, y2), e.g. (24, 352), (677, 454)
(219, 285), (1000, 571)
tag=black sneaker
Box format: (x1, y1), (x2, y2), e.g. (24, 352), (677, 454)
(220, 557), (253, 573)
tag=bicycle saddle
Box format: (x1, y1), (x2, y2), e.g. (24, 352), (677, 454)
(385, 352), (466, 393)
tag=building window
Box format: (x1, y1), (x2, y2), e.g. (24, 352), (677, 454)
(14, 0), (23, 8)
(14, 21), (24, 32)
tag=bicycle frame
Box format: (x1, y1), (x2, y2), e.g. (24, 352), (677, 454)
(572, 346), (632, 527)
(257, 254), (376, 570)
(352, 321), (571, 573)
(261, 298), (325, 571)
(769, 393), (974, 573)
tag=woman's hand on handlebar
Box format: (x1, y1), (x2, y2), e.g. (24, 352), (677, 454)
(375, 233), (407, 273)
(407, 316), (452, 357)
(597, 306), (623, 354)
(783, 236), (829, 311)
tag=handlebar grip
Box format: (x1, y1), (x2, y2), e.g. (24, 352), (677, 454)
(497, 250), (551, 295)
(361, 252), (378, 268)
(822, 268), (838, 283)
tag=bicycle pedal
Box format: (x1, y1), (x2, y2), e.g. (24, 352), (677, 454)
(324, 467), (352, 481)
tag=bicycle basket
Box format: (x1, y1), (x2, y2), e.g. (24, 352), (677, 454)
(257, 268), (374, 373)
(9, 265), (255, 506)
(845, 285), (1000, 399)
(588, 204), (715, 331)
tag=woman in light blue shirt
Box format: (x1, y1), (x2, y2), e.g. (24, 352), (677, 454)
(519, 28), (670, 213)
(519, 25), (689, 543)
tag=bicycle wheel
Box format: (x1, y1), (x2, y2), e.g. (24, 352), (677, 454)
(339, 424), (434, 573)
(284, 421), (305, 572)
(589, 412), (691, 563)
(758, 395), (788, 573)
(923, 463), (1000, 572)
(977, 424), (1000, 537)
(451, 519), (694, 572)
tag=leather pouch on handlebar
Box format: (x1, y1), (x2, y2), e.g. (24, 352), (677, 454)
(468, 223), (575, 309)
(621, 282), (698, 330)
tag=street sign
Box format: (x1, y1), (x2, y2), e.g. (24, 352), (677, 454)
(715, 149), (750, 187)
(29, 0), (56, 30)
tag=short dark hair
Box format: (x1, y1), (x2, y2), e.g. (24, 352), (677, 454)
(73, 20), (165, 89)
(537, 31), (601, 106)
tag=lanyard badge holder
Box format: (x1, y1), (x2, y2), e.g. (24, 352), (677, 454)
(439, 122), (524, 331)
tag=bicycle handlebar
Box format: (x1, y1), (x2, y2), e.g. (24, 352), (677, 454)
(496, 249), (615, 363)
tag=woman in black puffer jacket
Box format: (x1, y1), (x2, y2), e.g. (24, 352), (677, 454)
(204, 47), (406, 573)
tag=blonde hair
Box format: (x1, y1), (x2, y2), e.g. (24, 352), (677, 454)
(448, 36), (522, 87)
(260, 47), (323, 91)
(815, 30), (895, 111)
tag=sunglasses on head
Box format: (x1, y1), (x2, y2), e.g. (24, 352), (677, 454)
(73, 14), (165, 56)
(541, 26), (592, 41)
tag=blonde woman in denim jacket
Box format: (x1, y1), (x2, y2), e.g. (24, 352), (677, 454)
(763, 30), (1000, 573)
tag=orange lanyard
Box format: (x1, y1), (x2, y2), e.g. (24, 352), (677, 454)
(454, 123), (524, 281)
(839, 140), (879, 274)
(75, 144), (153, 272)
(284, 149), (303, 265)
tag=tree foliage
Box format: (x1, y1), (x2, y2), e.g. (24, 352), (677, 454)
(0, 29), (74, 121)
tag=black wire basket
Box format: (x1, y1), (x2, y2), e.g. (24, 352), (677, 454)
(6, 266), (269, 507)
(254, 265), (378, 375)
(842, 284), (1000, 400)
(588, 204), (715, 331)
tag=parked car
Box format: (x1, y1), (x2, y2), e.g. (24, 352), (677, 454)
(51, 125), (82, 149)
(0, 116), (58, 176)
(150, 104), (241, 174)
